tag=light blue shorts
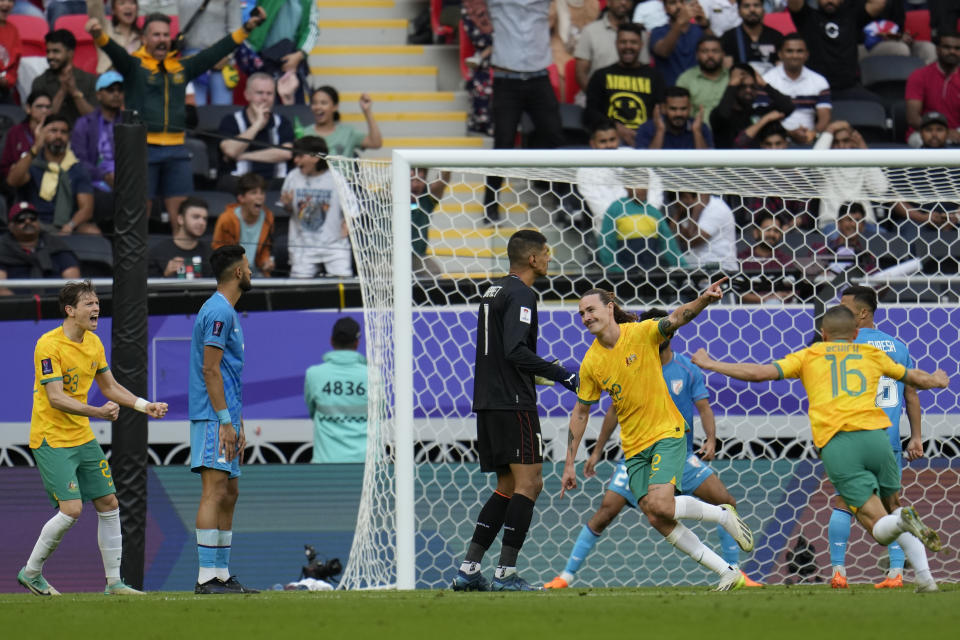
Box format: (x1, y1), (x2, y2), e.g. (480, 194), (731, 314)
(607, 453), (715, 508)
(190, 419), (241, 479)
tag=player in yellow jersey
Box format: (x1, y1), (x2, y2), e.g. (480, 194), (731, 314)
(561, 279), (755, 591)
(692, 304), (949, 592)
(17, 281), (168, 597)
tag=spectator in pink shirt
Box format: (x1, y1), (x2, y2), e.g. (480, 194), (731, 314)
(904, 31), (960, 147)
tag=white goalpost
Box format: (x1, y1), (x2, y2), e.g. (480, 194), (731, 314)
(329, 149), (960, 591)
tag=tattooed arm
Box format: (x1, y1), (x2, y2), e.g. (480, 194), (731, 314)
(560, 401), (592, 497)
(657, 276), (728, 338)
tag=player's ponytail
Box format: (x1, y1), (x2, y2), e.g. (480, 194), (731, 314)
(582, 288), (638, 323)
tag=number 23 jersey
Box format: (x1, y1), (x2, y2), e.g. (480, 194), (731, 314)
(772, 341), (907, 448)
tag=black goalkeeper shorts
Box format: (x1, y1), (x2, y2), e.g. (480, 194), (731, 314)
(476, 409), (543, 472)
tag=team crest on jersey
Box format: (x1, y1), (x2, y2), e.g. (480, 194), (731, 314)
(212, 321), (224, 336)
(41, 358), (53, 375)
(519, 307), (531, 324)
(625, 354), (636, 366)
(90, 360), (97, 370)
(672, 379), (684, 395)
(67, 481), (78, 492)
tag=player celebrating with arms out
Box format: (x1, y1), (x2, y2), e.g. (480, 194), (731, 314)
(692, 304), (948, 592)
(451, 229), (580, 592)
(18, 280), (168, 597)
(828, 285), (923, 589)
(562, 280), (756, 591)
(189, 245), (258, 594)
(546, 308), (761, 589)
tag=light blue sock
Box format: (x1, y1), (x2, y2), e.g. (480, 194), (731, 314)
(216, 530), (233, 581)
(197, 529), (218, 583)
(716, 524), (740, 566)
(888, 540), (905, 571)
(564, 524), (600, 576)
(828, 508), (853, 566)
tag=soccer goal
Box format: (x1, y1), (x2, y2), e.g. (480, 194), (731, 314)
(329, 149), (960, 590)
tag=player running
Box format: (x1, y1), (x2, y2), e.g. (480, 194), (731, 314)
(693, 304), (947, 593)
(562, 281), (756, 592)
(18, 280), (169, 596)
(545, 309), (761, 589)
(828, 285), (923, 589)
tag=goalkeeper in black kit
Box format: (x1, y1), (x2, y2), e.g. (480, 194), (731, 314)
(452, 229), (579, 592)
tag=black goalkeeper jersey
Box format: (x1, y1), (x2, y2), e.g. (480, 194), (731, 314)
(472, 275), (568, 411)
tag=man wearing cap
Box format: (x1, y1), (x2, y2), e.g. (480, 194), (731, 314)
(72, 71), (124, 234)
(0, 202), (81, 295)
(304, 317), (369, 464)
(86, 8), (267, 236)
(905, 31), (960, 148)
(918, 111), (950, 149)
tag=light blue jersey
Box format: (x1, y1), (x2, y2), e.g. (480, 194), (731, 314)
(855, 326), (912, 455)
(662, 353), (710, 454)
(189, 292), (245, 423)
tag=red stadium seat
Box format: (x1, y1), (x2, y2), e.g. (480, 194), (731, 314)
(430, 0), (455, 44)
(53, 15), (97, 74)
(135, 14), (180, 41)
(548, 63), (560, 101)
(905, 10), (932, 42)
(458, 20), (475, 81)
(563, 57), (580, 104)
(763, 11), (796, 36)
(9, 14), (48, 57)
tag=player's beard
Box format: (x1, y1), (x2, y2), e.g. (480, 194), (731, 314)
(239, 274), (253, 292)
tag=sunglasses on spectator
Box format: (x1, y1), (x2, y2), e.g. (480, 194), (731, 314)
(13, 213), (38, 223)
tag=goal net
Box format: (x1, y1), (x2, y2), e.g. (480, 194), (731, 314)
(328, 149), (960, 590)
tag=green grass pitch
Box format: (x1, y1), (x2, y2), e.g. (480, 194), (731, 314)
(1, 584), (958, 639)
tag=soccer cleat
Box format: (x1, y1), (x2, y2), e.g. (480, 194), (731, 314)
(900, 506), (942, 552)
(451, 570), (490, 592)
(491, 573), (543, 591)
(916, 580), (939, 593)
(195, 578), (230, 594)
(17, 567), (60, 596)
(720, 504), (754, 552)
(715, 570), (745, 591)
(830, 571), (848, 589)
(741, 571), (763, 587)
(543, 575), (569, 589)
(222, 576), (259, 594)
(874, 573), (903, 589)
(104, 580), (145, 595)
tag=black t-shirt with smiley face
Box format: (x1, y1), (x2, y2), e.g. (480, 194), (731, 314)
(584, 63), (666, 131)
(790, 0), (872, 91)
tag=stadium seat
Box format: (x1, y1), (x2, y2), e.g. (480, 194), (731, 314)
(830, 99), (891, 143)
(135, 14), (180, 41)
(763, 11), (796, 36)
(430, 0), (455, 44)
(277, 104), (313, 132)
(184, 136), (211, 180)
(559, 103), (588, 146)
(860, 55), (925, 104)
(564, 58), (580, 104)
(53, 15), (97, 74)
(889, 99), (909, 142)
(45, 0), (86, 28)
(548, 63), (561, 101)
(60, 233), (113, 277)
(195, 190), (238, 220)
(195, 104), (237, 132)
(458, 20), (475, 81)
(9, 15), (48, 57)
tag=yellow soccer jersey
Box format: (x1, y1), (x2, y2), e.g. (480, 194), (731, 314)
(30, 326), (109, 448)
(578, 320), (685, 458)
(773, 341), (907, 448)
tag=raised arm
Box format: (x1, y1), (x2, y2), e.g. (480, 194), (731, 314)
(690, 347), (781, 382)
(561, 401), (592, 497)
(657, 277), (727, 337)
(95, 368), (168, 418)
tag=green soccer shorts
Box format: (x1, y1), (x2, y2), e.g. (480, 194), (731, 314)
(32, 439), (116, 507)
(820, 429), (900, 511)
(625, 435), (686, 501)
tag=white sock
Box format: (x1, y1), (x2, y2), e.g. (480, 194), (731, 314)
(832, 565), (846, 577)
(25, 511), (77, 577)
(459, 561), (480, 575)
(895, 531), (930, 577)
(673, 496), (725, 524)
(97, 508), (123, 583)
(872, 514), (904, 545)
(494, 565), (516, 579)
(560, 570), (575, 583)
(665, 522), (731, 575)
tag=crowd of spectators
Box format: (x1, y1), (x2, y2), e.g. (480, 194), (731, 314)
(0, 0), (957, 305)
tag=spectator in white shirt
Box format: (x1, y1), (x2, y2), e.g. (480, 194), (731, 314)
(762, 33), (831, 145)
(633, 0), (668, 31)
(699, 0), (741, 37)
(669, 191), (738, 270)
(576, 119), (627, 236)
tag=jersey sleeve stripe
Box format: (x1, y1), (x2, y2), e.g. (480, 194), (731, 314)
(96, 366), (109, 374)
(898, 369), (909, 382)
(577, 397), (599, 406)
(203, 341), (225, 349)
(772, 362), (784, 380)
(40, 376), (63, 385)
